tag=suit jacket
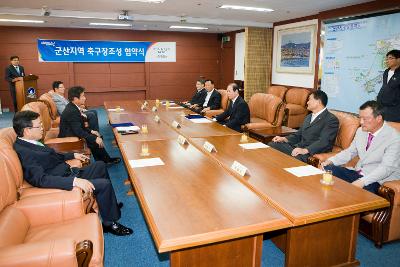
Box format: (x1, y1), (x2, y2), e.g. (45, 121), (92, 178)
(58, 102), (96, 143)
(377, 67), (400, 122)
(51, 93), (69, 115)
(13, 138), (75, 190)
(203, 89), (221, 110)
(329, 123), (400, 185)
(216, 96), (250, 132)
(190, 88), (207, 105)
(286, 109), (339, 155)
(5, 64), (25, 84)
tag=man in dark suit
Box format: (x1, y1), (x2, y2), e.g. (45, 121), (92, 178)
(377, 49), (400, 122)
(183, 79), (207, 108)
(58, 86), (120, 164)
(5, 56), (25, 111)
(197, 79), (221, 114)
(215, 83), (250, 132)
(268, 90), (339, 162)
(13, 110), (132, 236)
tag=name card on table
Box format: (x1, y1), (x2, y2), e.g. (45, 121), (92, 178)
(152, 106), (158, 112)
(172, 120), (181, 128)
(177, 135), (188, 145)
(129, 158), (164, 168)
(203, 141), (217, 153)
(231, 161), (249, 177)
(154, 115), (160, 123)
(108, 108), (125, 112)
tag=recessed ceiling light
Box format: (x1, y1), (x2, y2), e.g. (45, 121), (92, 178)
(219, 5), (274, 12)
(169, 25), (208, 30)
(0, 19), (45, 23)
(89, 22), (132, 27)
(124, 0), (166, 3)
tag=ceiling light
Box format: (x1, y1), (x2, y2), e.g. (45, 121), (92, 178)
(219, 5), (274, 12)
(124, 0), (166, 3)
(0, 19), (45, 23)
(89, 22), (132, 27)
(169, 25), (208, 30)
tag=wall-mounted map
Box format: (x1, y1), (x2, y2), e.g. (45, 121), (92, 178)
(321, 12), (400, 113)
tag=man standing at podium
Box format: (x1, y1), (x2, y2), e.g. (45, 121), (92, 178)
(5, 56), (25, 111)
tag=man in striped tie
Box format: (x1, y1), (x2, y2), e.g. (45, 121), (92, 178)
(5, 56), (25, 111)
(321, 101), (400, 194)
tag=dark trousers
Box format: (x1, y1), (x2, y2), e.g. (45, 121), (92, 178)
(84, 110), (99, 131)
(78, 161), (120, 222)
(86, 139), (111, 162)
(324, 165), (381, 194)
(8, 84), (17, 111)
(267, 141), (310, 162)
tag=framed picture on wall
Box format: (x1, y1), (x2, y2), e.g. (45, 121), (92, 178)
(276, 25), (317, 74)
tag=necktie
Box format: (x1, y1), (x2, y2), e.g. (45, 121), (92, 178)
(15, 66), (20, 74)
(365, 133), (374, 151)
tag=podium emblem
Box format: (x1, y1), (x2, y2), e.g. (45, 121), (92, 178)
(27, 87), (37, 98)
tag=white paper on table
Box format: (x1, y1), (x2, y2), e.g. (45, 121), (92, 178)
(129, 158), (165, 168)
(239, 142), (269, 149)
(107, 108), (125, 112)
(284, 165), (325, 177)
(189, 118), (212, 123)
(116, 126), (140, 132)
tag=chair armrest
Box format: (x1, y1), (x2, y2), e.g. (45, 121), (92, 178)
(14, 190), (85, 227)
(382, 181), (400, 195)
(0, 239), (78, 267)
(205, 109), (224, 117)
(45, 138), (85, 153)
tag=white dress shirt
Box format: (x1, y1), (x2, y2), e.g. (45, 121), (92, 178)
(203, 89), (215, 107)
(310, 107), (327, 123)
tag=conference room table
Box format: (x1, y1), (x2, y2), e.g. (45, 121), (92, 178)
(105, 100), (388, 267)
(105, 100), (291, 266)
(190, 135), (388, 266)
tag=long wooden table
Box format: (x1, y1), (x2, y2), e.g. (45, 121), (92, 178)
(190, 135), (388, 266)
(105, 100), (388, 267)
(105, 100), (291, 266)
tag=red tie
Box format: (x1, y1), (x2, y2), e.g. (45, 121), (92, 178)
(365, 133), (374, 151)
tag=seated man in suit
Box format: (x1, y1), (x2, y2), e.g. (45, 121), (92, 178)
(194, 79), (221, 114)
(268, 90), (339, 162)
(58, 86), (120, 164)
(186, 79), (207, 108)
(51, 81), (99, 132)
(321, 101), (400, 194)
(214, 83), (250, 132)
(13, 110), (132, 236)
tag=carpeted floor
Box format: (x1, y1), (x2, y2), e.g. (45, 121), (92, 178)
(1, 108), (399, 266)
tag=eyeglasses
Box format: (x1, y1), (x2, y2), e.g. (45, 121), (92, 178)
(28, 123), (43, 129)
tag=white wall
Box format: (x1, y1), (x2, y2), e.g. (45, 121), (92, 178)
(271, 19), (318, 88)
(234, 32), (245, 81)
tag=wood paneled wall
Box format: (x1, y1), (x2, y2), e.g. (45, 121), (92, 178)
(0, 26), (233, 109)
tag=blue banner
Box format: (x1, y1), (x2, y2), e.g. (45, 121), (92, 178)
(37, 39), (176, 62)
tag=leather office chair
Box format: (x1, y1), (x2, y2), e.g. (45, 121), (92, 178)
(268, 85), (288, 100)
(0, 127), (94, 212)
(21, 101), (86, 153)
(243, 93), (285, 130)
(204, 89), (229, 117)
(0, 160), (103, 267)
(284, 88), (311, 128)
(39, 91), (60, 128)
(308, 110), (360, 167)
